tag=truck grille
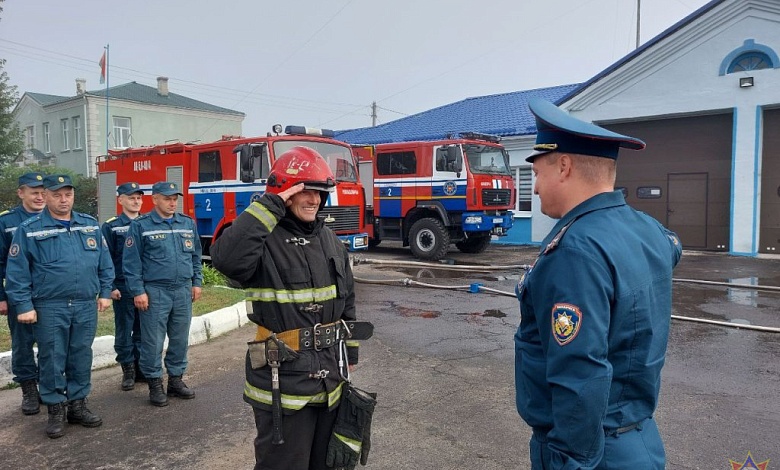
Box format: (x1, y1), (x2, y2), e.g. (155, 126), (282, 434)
(318, 206), (360, 232)
(482, 189), (511, 206)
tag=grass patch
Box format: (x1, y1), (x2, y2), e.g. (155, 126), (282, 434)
(0, 286), (244, 353)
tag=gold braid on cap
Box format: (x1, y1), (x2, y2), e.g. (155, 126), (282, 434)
(533, 143), (558, 151)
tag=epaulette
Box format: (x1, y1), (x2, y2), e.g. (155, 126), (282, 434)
(19, 214), (42, 227)
(76, 212), (98, 221)
(0, 209), (11, 217)
(178, 212), (193, 220)
(105, 216), (118, 223)
(136, 213), (151, 221)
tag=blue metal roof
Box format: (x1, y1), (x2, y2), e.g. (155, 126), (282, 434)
(335, 84), (581, 145)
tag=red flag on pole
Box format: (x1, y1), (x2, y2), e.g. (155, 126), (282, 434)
(99, 50), (107, 84)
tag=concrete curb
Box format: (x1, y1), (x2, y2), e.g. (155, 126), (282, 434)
(0, 301), (247, 387)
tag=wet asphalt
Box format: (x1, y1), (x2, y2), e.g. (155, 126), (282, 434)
(0, 243), (777, 469)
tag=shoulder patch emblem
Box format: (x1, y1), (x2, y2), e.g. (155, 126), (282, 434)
(9, 243), (20, 257)
(86, 237), (97, 249)
(551, 303), (582, 346)
(125, 236), (134, 248)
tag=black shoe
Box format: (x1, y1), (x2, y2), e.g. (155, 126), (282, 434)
(120, 363), (135, 391)
(167, 375), (195, 400)
(20, 380), (41, 415)
(148, 378), (169, 407)
(66, 399), (103, 427)
(134, 360), (148, 383)
(46, 403), (66, 439)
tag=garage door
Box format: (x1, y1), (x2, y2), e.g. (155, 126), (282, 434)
(760, 109), (780, 253)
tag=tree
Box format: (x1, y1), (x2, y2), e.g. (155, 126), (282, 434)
(0, 58), (24, 167)
(1, 165), (98, 217)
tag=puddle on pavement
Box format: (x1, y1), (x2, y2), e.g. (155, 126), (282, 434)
(379, 267), (522, 282)
(455, 309), (508, 318)
(394, 305), (441, 318)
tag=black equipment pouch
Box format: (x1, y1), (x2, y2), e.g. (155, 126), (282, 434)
(325, 383), (378, 469)
(247, 340), (267, 369)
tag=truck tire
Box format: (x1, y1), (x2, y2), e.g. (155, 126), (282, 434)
(409, 218), (450, 261)
(456, 234), (492, 254)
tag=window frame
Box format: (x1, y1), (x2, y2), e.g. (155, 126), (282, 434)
(72, 116), (82, 150)
(113, 116), (132, 149)
(43, 122), (50, 153)
(61, 119), (70, 151)
(25, 125), (35, 150)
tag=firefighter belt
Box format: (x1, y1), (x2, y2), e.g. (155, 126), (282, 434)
(254, 320), (374, 352)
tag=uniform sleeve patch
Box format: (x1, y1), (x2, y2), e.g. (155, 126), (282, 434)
(125, 236), (134, 248)
(551, 303), (582, 346)
(9, 243), (19, 257)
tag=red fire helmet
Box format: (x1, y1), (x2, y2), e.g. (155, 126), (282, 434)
(266, 146), (336, 195)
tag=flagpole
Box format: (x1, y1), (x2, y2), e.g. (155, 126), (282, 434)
(105, 44), (110, 154)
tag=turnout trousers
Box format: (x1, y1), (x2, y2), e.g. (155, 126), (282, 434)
(113, 285), (141, 365)
(34, 299), (97, 405)
(530, 417), (665, 470)
(252, 405), (338, 470)
(7, 303), (38, 383)
(138, 284), (192, 379)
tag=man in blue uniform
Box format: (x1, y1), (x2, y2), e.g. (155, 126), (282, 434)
(6, 174), (114, 439)
(515, 99), (682, 469)
(101, 182), (145, 391)
(0, 172), (46, 415)
(123, 181), (202, 407)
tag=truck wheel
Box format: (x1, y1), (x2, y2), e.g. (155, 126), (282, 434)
(409, 218), (450, 261)
(456, 234), (492, 254)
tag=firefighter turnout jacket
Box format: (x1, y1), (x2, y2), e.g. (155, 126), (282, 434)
(210, 193), (357, 413)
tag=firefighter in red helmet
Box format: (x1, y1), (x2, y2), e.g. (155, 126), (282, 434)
(211, 146), (370, 470)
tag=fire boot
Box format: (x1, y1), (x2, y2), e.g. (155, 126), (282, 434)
(67, 399), (103, 427)
(134, 360), (148, 383)
(46, 403), (66, 439)
(167, 375), (195, 399)
(120, 363), (135, 391)
(20, 379), (41, 415)
(148, 378), (169, 407)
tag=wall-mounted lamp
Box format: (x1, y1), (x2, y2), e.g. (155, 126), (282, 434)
(739, 76), (754, 88)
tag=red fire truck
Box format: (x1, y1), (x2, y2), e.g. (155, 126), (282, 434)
(352, 132), (515, 260)
(96, 126), (369, 258)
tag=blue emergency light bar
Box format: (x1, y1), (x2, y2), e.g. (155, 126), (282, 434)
(285, 126), (336, 138)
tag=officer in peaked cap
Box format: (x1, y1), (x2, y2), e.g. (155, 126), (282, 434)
(123, 181), (202, 407)
(101, 182), (146, 392)
(0, 172), (46, 415)
(6, 173), (114, 438)
(514, 98), (682, 469)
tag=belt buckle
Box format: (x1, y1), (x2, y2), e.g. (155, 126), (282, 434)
(313, 323), (323, 351)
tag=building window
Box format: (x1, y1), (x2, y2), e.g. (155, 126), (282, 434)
(514, 165), (532, 212)
(72, 116), (82, 149)
(25, 125), (35, 150)
(376, 151), (417, 175)
(728, 52), (772, 73)
(61, 119), (70, 151)
(719, 39), (779, 75)
(113, 117), (132, 148)
(198, 150), (223, 182)
(43, 123), (50, 153)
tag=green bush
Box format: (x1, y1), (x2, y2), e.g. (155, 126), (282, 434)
(202, 263), (228, 286)
(0, 164), (98, 216)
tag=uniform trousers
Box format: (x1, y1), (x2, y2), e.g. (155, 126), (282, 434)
(139, 284), (192, 378)
(113, 285), (141, 365)
(34, 299), (97, 404)
(252, 404), (338, 470)
(530, 417), (665, 470)
(7, 303), (38, 383)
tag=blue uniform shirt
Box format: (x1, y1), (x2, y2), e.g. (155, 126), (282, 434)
(515, 191), (682, 468)
(122, 210), (203, 297)
(5, 208), (115, 313)
(0, 206), (40, 302)
(101, 213), (134, 289)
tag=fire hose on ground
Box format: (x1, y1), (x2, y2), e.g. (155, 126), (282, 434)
(351, 256), (780, 334)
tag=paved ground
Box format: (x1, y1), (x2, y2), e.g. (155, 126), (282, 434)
(0, 243), (777, 469)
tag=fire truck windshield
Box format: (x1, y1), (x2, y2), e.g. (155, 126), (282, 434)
(273, 141), (358, 182)
(463, 144), (512, 176)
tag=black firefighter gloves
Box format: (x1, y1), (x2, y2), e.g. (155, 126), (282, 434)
(326, 384), (377, 469)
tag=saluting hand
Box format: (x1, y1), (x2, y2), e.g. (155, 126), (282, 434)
(134, 293), (150, 311)
(278, 183), (305, 205)
(17, 310), (37, 324)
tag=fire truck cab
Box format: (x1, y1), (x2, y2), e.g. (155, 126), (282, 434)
(97, 126), (369, 258)
(353, 132), (514, 260)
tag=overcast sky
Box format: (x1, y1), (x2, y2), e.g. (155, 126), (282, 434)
(2, 0), (711, 136)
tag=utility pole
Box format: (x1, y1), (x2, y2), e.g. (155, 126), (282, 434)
(371, 101), (378, 127)
(636, 0), (641, 49)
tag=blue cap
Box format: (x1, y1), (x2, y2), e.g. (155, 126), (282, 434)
(43, 174), (76, 190)
(152, 181), (183, 196)
(18, 172), (45, 188)
(117, 182), (144, 196)
(526, 98), (645, 162)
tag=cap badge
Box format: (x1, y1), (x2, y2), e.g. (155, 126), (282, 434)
(58, 177), (65, 183)
(170, 184), (175, 189)
(36, 175), (43, 180)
